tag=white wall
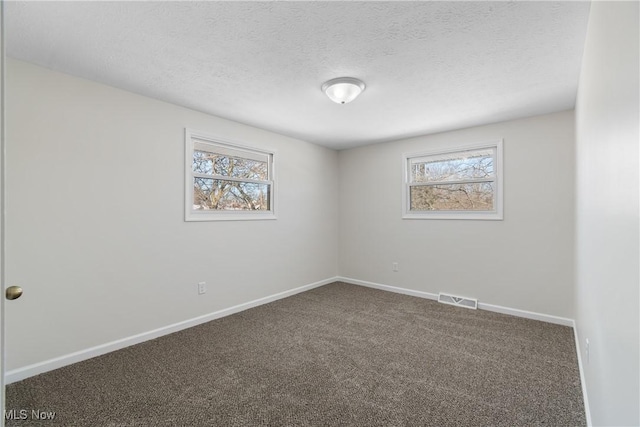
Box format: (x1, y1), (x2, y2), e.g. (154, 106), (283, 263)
(5, 59), (339, 370)
(574, 2), (639, 426)
(339, 111), (575, 318)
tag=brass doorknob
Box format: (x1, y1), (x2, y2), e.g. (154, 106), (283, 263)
(6, 286), (23, 300)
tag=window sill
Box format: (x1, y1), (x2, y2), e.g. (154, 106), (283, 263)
(185, 211), (277, 222)
(402, 212), (503, 221)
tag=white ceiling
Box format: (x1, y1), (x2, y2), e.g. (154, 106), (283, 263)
(6, 1), (590, 150)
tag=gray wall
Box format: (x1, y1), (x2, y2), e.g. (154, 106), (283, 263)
(5, 59), (339, 370)
(338, 111), (576, 318)
(574, 2), (639, 426)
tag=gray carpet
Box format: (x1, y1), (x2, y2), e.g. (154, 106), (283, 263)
(6, 282), (585, 426)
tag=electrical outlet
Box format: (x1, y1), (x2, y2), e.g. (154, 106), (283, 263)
(392, 262), (399, 272)
(585, 338), (590, 364)
(198, 282), (207, 295)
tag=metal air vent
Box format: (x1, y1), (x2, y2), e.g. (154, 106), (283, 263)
(438, 292), (478, 310)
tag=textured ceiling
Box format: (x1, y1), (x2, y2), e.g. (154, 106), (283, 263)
(6, 1), (590, 150)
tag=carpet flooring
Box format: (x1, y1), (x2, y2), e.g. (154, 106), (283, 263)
(6, 282), (585, 426)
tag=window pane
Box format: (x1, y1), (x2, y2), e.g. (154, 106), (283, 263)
(193, 178), (270, 211)
(411, 149), (494, 183)
(193, 151), (268, 180)
(410, 183), (494, 211)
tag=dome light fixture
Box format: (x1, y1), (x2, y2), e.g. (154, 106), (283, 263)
(321, 77), (366, 104)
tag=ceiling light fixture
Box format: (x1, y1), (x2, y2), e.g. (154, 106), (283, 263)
(321, 77), (366, 104)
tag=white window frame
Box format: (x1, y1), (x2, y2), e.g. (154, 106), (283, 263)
(402, 140), (503, 220)
(185, 129), (276, 222)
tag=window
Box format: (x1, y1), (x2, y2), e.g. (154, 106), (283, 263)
(185, 129), (275, 221)
(403, 141), (503, 220)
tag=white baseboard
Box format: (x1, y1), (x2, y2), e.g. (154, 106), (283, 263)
(572, 321), (593, 426)
(338, 276), (439, 301)
(5, 277), (338, 384)
(477, 302), (573, 327)
(337, 276), (573, 326)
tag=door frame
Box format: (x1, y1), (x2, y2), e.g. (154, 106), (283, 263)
(1, 0), (7, 424)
